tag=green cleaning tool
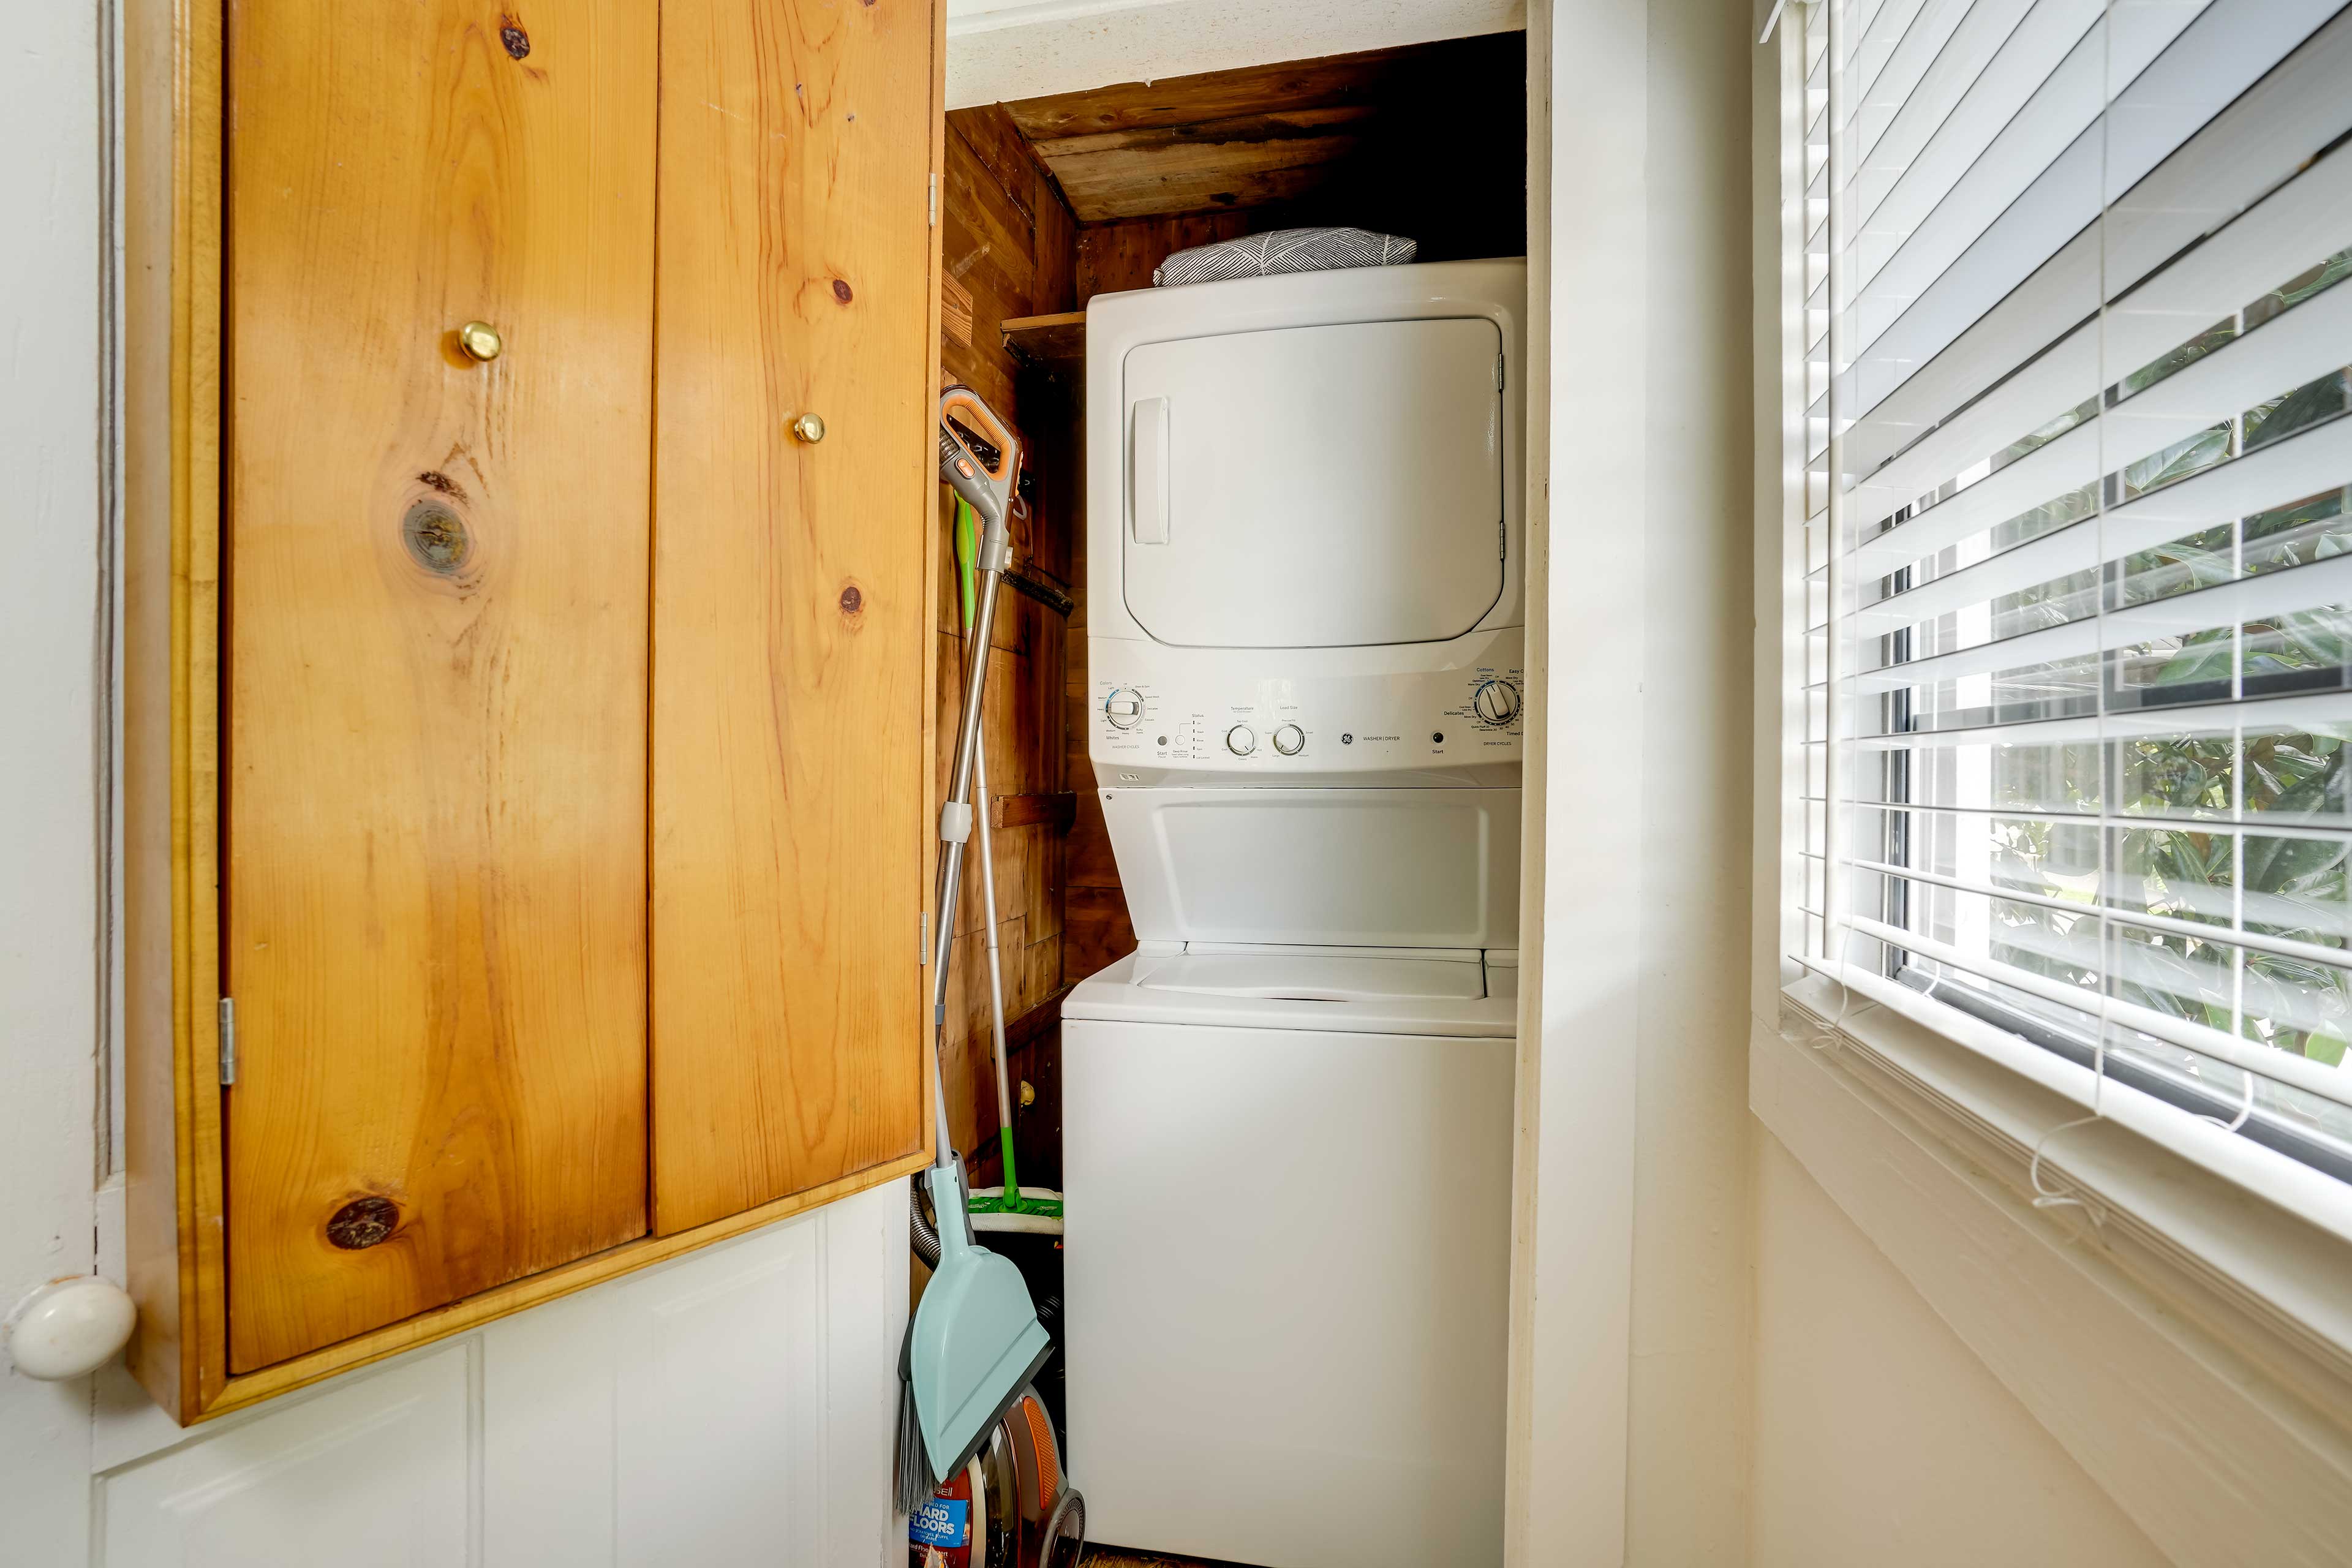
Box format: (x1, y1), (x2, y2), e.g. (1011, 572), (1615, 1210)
(899, 387), (1054, 1515)
(953, 492), (1063, 1228)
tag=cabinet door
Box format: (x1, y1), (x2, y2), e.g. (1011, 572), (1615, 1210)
(224, 0), (658, 1370)
(649, 0), (938, 1233)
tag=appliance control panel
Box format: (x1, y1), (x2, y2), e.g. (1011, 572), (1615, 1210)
(1089, 631), (1525, 787)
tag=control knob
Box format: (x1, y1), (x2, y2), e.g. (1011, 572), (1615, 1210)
(1104, 688), (1144, 729)
(1273, 724), (1305, 756)
(1473, 680), (1522, 726)
(1225, 725), (1257, 756)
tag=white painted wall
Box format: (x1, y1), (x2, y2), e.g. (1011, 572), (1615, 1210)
(1749, 1134), (2168, 1568)
(1504, 0), (1645, 1561)
(1, 0), (108, 1561)
(1626, 0), (1757, 1561)
(83, 1188), (908, 1567)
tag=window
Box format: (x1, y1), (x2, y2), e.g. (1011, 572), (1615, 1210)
(1788, 0), (2352, 1186)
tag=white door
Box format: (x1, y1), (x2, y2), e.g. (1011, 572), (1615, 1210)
(1121, 317), (1508, 649)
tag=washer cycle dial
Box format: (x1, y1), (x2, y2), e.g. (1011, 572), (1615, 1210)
(1473, 680), (1523, 726)
(1273, 724), (1306, 756)
(1104, 688), (1145, 729)
(1225, 725), (1257, 756)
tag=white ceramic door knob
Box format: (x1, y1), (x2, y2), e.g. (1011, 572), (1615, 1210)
(6, 1276), (136, 1380)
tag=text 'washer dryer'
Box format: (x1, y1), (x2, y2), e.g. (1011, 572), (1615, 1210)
(1066, 258), (1526, 1568)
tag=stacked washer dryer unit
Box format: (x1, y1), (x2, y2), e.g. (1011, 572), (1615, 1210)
(1064, 258), (1525, 1568)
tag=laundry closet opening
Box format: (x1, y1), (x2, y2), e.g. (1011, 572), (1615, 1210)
(927, 28), (1528, 1567)
(930, 24), (1528, 1210)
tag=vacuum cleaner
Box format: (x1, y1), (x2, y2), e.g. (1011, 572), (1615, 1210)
(906, 1247), (1085, 1566)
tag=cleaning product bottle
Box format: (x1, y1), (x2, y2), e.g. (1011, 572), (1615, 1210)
(908, 1457), (987, 1567)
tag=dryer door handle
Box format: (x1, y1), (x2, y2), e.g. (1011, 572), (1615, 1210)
(1130, 396), (1170, 546)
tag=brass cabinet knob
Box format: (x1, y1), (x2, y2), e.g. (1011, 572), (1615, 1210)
(456, 321), (503, 363)
(791, 412), (826, 443)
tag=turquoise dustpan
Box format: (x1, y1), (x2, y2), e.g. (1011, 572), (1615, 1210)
(908, 1163), (1054, 1484)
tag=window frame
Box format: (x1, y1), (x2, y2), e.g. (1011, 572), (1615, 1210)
(1755, 0), (2352, 1453)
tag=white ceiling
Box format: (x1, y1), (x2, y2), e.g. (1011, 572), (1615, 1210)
(944, 0), (1525, 110)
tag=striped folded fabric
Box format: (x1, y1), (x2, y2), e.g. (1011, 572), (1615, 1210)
(1153, 227), (1418, 287)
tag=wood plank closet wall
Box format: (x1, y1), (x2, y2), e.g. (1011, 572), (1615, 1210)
(132, 0), (943, 1420)
(934, 106), (1080, 1186)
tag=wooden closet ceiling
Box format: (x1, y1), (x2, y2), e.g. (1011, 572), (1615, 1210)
(997, 32), (1526, 226)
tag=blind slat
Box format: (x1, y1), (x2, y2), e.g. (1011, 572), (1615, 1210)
(1850, 551), (2352, 694)
(1845, 135), (2352, 515)
(1845, 0), (1978, 170)
(1851, 415), (2098, 572)
(1845, 0), (1937, 109)
(1845, 915), (2352, 1110)
(2109, 157), (2352, 369)
(1858, 418), (2352, 624)
(2103, 277), (2352, 473)
(1845, 798), (2352, 848)
(1845, 0), (2083, 235)
(1847, 856), (2352, 971)
(1844, 687), (2352, 748)
(1841, 0), (2352, 448)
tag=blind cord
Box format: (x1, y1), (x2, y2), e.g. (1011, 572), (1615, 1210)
(1808, 922), (1881, 1054)
(2027, 1114), (2109, 1224)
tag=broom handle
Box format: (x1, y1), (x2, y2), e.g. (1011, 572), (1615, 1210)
(954, 499), (1023, 1202)
(973, 728), (1020, 1199)
(930, 540), (1008, 1172)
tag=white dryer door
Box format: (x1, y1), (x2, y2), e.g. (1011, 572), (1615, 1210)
(1120, 317), (1505, 648)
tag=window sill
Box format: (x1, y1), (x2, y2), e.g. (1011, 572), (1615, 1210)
(1755, 976), (2352, 1562)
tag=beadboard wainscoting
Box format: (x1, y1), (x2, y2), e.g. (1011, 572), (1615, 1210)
(89, 1181), (907, 1567)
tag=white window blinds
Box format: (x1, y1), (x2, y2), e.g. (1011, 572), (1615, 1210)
(1796, 0), (2352, 1177)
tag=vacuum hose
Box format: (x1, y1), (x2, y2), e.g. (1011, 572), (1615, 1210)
(910, 1177), (942, 1270)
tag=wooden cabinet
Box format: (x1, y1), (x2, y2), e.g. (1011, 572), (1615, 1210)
(127, 0), (943, 1419)
(649, 0), (938, 1237)
(222, 0), (659, 1377)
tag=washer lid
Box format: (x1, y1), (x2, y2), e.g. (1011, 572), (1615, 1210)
(1120, 317), (1506, 649)
(1129, 951), (1485, 1003)
(1065, 949), (1518, 1038)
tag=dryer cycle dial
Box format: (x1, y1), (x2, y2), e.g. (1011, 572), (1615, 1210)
(1104, 688), (1145, 729)
(1473, 679), (1523, 726)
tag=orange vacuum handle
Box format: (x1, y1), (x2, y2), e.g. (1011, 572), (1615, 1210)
(940, 385), (1020, 486)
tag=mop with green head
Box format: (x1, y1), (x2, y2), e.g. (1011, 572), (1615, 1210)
(952, 490), (1065, 1228)
(898, 388), (1055, 1515)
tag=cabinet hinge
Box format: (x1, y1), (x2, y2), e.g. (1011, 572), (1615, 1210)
(217, 997), (236, 1087)
(919, 910), (930, 964)
(929, 173), (939, 228)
